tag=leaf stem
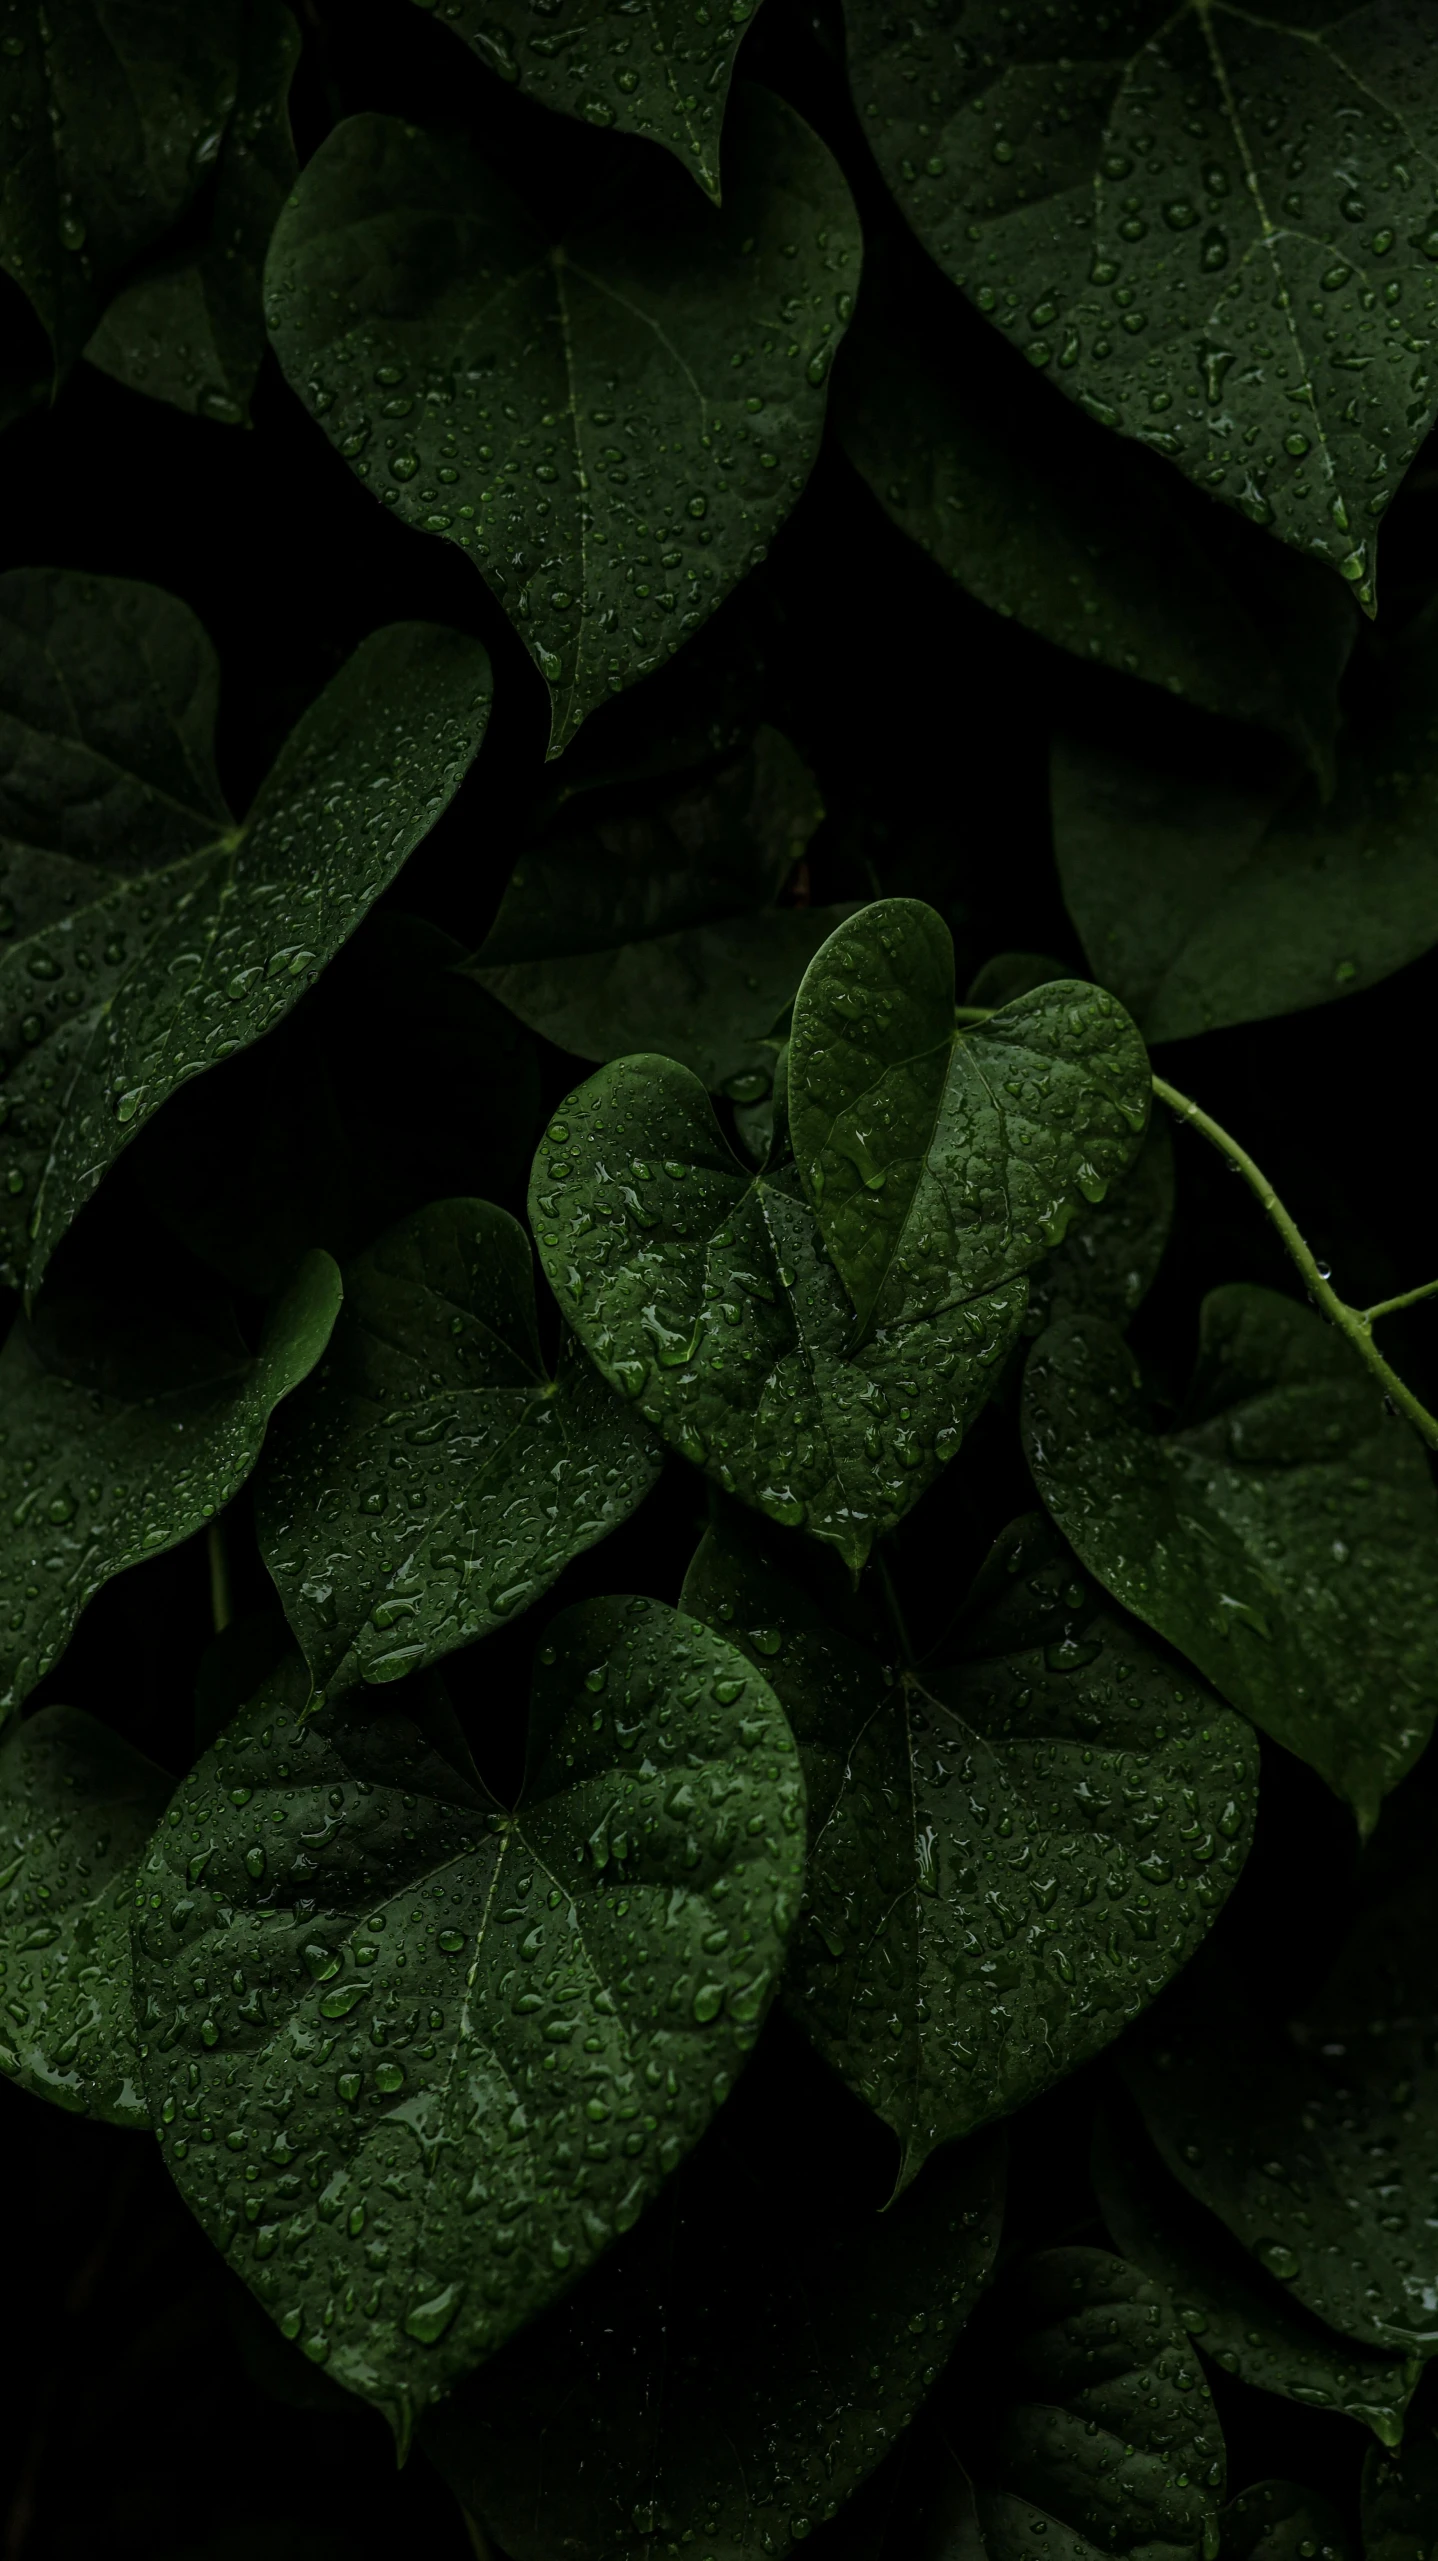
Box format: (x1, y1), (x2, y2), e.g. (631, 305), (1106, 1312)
(1152, 1076), (1438, 1452)
(1363, 1277), (1438, 1326)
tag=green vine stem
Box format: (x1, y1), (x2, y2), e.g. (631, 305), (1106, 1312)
(1152, 1076), (1438, 1453)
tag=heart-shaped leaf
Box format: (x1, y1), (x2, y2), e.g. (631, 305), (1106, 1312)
(788, 900), (1151, 1333)
(133, 1598), (804, 2444)
(841, 0), (1438, 606)
(263, 88), (859, 755)
(425, 2027), (1005, 2557)
(1023, 1290), (1438, 1832)
(0, 1703), (171, 2124)
(0, 1250), (341, 1723)
(256, 1198), (662, 1693)
(683, 1506), (1255, 2185)
(0, 570), (492, 1296)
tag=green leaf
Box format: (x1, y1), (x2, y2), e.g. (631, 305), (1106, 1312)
(467, 725), (842, 1101)
(424, 2032), (1005, 2557)
(262, 89), (860, 756)
(256, 1198), (662, 1693)
(530, 1053), (1028, 1572)
(980, 2248), (1226, 2561)
(413, 0), (761, 200)
(0, 572), (492, 1297)
(1363, 2400), (1438, 2561)
(0, 0), (240, 372)
(833, 248), (1354, 784)
(1028, 1115), (1175, 1337)
(1091, 2099), (1416, 2446)
(840, 0), (1438, 607)
(0, 1703), (171, 2123)
(0, 1252), (341, 1722)
(1221, 2484), (1351, 2561)
(788, 900), (1151, 1333)
(133, 1599), (805, 2444)
(682, 1506), (1255, 2185)
(85, 0), (299, 426)
(1052, 626), (1438, 1040)
(1022, 1289), (1438, 1833)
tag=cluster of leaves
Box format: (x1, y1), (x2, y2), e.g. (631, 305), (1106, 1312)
(4, 3), (1438, 2556)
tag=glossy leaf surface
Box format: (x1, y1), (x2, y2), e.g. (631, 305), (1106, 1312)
(263, 90), (859, 753)
(1023, 1289), (1438, 1832)
(0, 1252), (340, 1722)
(1027, 1116), (1175, 1337)
(0, 1704), (171, 2124)
(134, 1601), (804, 2442)
(842, 0), (1438, 604)
(684, 1507), (1254, 2183)
(257, 1199), (662, 1694)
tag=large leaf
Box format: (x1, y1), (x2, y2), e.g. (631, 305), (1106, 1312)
(0, 1703), (171, 2124)
(0, 1252), (341, 1722)
(467, 725), (842, 1102)
(1092, 2099), (1417, 2446)
(841, 0), (1438, 606)
(788, 900), (1151, 1332)
(425, 2030), (1005, 2557)
(256, 1198), (662, 1694)
(0, 569), (492, 1297)
(415, 0), (760, 201)
(86, 0), (299, 426)
(1052, 627), (1438, 1040)
(263, 89), (859, 755)
(1023, 1289), (1438, 1833)
(834, 248), (1354, 784)
(683, 1506), (1255, 2186)
(0, 1), (239, 373)
(133, 1600), (805, 2444)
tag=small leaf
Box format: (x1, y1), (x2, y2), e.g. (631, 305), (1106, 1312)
(414, 0), (761, 200)
(0, 574), (492, 1297)
(788, 900), (1151, 1333)
(1364, 2394), (1438, 2561)
(263, 89), (860, 755)
(1220, 2484), (1352, 2561)
(683, 1506), (1255, 2184)
(1023, 1290), (1438, 1832)
(424, 2030), (1005, 2556)
(1092, 2098), (1416, 2446)
(86, 0), (300, 427)
(0, 1703), (171, 2124)
(841, 0), (1438, 606)
(133, 1599), (805, 2443)
(0, 1252), (341, 1723)
(256, 1198), (662, 1692)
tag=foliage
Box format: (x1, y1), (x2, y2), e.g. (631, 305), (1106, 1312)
(3, 3), (1438, 2554)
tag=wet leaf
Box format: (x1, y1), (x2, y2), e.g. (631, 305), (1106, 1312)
(1363, 2395), (1438, 2561)
(1091, 2098), (1416, 2446)
(841, 0), (1438, 605)
(133, 1598), (805, 2444)
(0, 569), (492, 1297)
(788, 899), (1151, 1332)
(1027, 1116), (1175, 1337)
(86, 0), (299, 426)
(467, 725), (845, 1099)
(425, 2027), (1005, 2557)
(683, 1506), (1255, 2185)
(1023, 1289), (1438, 1833)
(0, 1252), (340, 1722)
(256, 1198), (662, 1694)
(263, 88), (859, 754)
(414, 0), (761, 200)
(1220, 2483), (1352, 2561)
(0, 0), (240, 372)
(0, 1703), (171, 2124)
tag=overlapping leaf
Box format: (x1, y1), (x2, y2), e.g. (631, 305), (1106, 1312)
(133, 1600), (804, 2444)
(256, 1198), (662, 1693)
(684, 1506), (1254, 2185)
(1023, 1288), (1438, 1832)
(0, 1704), (171, 2124)
(0, 568), (492, 1296)
(842, 0), (1438, 604)
(263, 88), (859, 753)
(0, 1252), (340, 1721)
